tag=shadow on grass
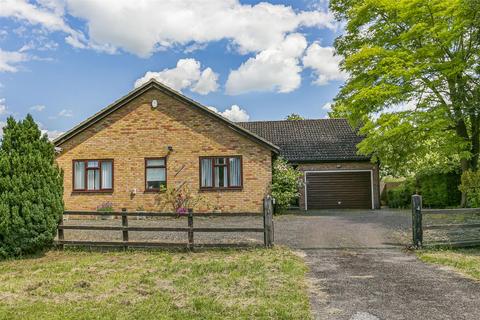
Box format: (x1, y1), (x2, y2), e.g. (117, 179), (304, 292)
(0, 243), (272, 262)
(56, 243), (269, 254)
(0, 247), (50, 262)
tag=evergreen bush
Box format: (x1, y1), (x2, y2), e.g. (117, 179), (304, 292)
(387, 172), (461, 209)
(0, 115), (64, 258)
(459, 170), (480, 207)
(271, 157), (303, 213)
(418, 172), (461, 208)
(387, 179), (415, 208)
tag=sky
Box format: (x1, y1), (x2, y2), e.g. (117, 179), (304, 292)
(0, 0), (346, 139)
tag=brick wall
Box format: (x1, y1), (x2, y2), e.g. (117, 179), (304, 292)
(297, 161), (381, 210)
(56, 87), (273, 213)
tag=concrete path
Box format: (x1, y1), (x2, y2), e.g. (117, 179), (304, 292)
(274, 210), (480, 320)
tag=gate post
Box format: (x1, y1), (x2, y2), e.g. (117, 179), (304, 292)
(122, 208), (129, 250)
(263, 196), (274, 247)
(58, 215), (64, 250)
(412, 195), (423, 248)
(187, 209), (194, 250)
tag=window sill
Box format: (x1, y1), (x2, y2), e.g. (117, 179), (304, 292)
(199, 188), (243, 192)
(71, 190), (113, 195)
(144, 190), (163, 194)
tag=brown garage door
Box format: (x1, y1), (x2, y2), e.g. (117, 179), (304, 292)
(306, 171), (372, 209)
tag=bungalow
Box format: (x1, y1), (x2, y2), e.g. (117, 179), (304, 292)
(53, 79), (380, 213)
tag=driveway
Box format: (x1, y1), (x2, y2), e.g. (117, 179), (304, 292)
(274, 210), (480, 320)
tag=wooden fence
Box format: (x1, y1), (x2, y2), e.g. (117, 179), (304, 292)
(412, 195), (480, 248)
(56, 196), (274, 249)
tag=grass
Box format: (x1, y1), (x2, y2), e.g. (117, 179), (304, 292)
(0, 247), (311, 320)
(417, 247), (480, 280)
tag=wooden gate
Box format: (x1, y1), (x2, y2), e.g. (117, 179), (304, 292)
(412, 195), (480, 248)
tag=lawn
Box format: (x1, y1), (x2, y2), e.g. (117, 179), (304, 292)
(417, 248), (480, 280)
(0, 247), (311, 320)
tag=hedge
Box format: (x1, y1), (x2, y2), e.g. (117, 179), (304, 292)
(387, 172), (461, 209)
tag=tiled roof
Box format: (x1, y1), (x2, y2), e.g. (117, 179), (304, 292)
(237, 119), (369, 162)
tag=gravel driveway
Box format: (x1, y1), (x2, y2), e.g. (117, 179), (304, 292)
(275, 209), (480, 320)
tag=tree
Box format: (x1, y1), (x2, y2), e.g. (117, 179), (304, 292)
(459, 170), (480, 207)
(330, 0), (480, 203)
(0, 115), (64, 258)
(271, 157), (303, 213)
(285, 113), (304, 120)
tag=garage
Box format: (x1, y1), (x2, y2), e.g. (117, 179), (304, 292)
(238, 119), (380, 209)
(305, 171), (373, 209)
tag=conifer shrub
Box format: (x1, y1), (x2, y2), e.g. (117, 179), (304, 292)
(0, 115), (64, 258)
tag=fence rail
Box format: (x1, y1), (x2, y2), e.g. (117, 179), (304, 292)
(412, 195), (480, 248)
(56, 196), (274, 249)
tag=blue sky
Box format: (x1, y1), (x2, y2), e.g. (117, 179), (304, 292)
(0, 0), (345, 139)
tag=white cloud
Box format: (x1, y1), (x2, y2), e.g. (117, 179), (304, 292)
(65, 0), (336, 57)
(0, 120), (5, 138)
(322, 102), (332, 111)
(207, 105), (250, 122)
(0, 48), (28, 72)
(34, 119), (63, 140)
(36, 120), (64, 140)
(0, 0), (101, 54)
(226, 33), (307, 94)
(41, 129), (64, 140)
(191, 68), (219, 95)
(134, 58), (219, 95)
(321, 102), (333, 118)
(30, 104), (46, 112)
(0, 98), (6, 115)
(302, 42), (347, 85)
(0, 0), (70, 33)
(58, 108), (73, 117)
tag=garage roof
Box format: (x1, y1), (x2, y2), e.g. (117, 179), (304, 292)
(237, 119), (370, 163)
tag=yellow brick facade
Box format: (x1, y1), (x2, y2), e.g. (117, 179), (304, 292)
(56, 87), (273, 213)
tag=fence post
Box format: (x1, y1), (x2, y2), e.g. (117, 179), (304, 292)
(188, 209), (194, 250)
(58, 215), (64, 250)
(263, 196), (274, 247)
(412, 195), (423, 248)
(122, 208), (128, 250)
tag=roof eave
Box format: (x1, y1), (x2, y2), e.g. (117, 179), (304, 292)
(289, 158), (372, 164)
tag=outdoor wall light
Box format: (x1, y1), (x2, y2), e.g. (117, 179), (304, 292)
(167, 145), (173, 152)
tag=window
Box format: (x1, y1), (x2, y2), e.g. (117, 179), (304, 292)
(200, 156), (242, 189)
(145, 158), (166, 191)
(73, 159), (113, 192)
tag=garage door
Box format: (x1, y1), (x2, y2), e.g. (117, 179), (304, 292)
(306, 171), (372, 209)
